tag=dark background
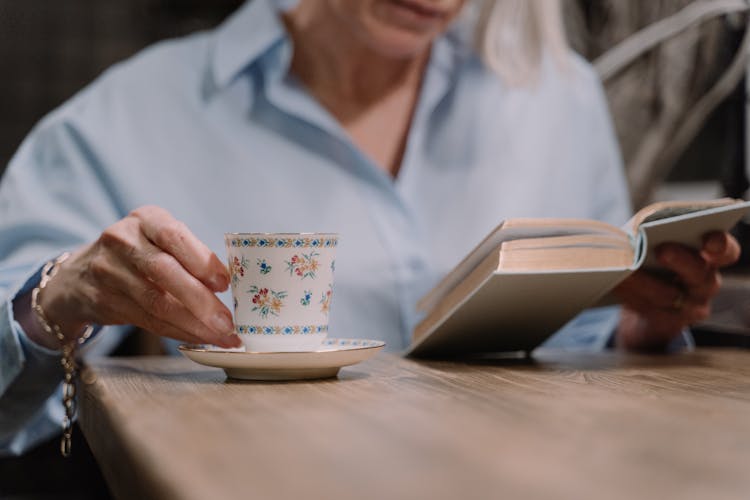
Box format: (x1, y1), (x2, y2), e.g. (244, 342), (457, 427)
(0, 0), (243, 174)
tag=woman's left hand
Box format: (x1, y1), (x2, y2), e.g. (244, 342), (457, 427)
(613, 231), (741, 351)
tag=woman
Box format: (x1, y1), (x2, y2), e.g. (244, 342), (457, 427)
(0, 0), (739, 456)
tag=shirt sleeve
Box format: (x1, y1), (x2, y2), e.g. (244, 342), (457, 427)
(0, 104), (124, 455)
(543, 305), (622, 350)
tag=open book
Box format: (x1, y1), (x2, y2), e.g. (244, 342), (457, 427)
(407, 198), (750, 358)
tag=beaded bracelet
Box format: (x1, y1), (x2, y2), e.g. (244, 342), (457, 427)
(30, 252), (94, 457)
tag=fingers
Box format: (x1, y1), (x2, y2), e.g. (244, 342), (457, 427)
(616, 288), (700, 351)
(131, 206), (230, 292)
(126, 230), (237, 339)
(616, 271), (678, 310)
(615, 271), (710, 324)
(85, 208), (241, 347)
(613, 230), (739, 352)
(87, 253), (240, 348)
(84, 285), (232, 347)
(701, 231), (741, 268)
(129, 298), (239, 348)
(39, 206), (240, 348)
(657, 244), (721, 303)
(616, 307), (685, 351)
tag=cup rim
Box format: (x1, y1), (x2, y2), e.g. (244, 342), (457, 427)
(224, 232), (339, 238)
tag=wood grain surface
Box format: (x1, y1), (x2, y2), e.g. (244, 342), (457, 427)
(79, 349), (750, 500)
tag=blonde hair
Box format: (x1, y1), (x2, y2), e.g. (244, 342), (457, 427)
(472, 0), (570, 85)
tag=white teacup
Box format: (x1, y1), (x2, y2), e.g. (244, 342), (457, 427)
(225, 233), (338, 352)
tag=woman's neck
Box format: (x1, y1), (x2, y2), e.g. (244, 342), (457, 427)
(281, 3), (433, 177)
(282, 4), (428, 121)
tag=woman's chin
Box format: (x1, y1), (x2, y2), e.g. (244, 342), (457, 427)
(360, 27), (437, 60)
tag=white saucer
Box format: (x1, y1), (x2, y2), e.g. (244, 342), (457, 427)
(178, 338), (385, 381)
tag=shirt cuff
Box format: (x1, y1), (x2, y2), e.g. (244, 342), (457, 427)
(0, 295), (64, 451)
(0, 262), (49, 397)
(543, 305), (621, 351)
(603, 322), (694, 352)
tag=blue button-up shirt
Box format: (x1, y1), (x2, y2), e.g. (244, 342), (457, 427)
(0, 0), (630, 454)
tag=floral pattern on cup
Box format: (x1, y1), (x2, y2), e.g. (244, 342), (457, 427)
(225, 232), (337, 352)
(320, 285), (332, 315)
(230, 256), (249, 286)
(236, 324), (328, 335)
(286, 251), (319, 279)
(257, 258), (272, 275)
(229, 237), (338, 249)
(248, 286), (287, 318)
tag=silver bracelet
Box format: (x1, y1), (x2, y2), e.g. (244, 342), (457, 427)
(31, 252), (94, 457)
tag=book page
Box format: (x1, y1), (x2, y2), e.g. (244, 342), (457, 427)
(500, 233), (631, 251)
(416, 218), (625, 313)
(499, 234), (635, 271)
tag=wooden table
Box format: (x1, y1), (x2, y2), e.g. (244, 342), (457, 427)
(79, 349), (750, 500)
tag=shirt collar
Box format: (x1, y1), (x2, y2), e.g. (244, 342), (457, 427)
(209, 0), (470, 93)
(210, 0), (290, 90)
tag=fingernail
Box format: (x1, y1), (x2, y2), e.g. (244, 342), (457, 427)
(225, 333), (242, 348)
(210, 275), (229, 291)
(211, 313), (234, 334)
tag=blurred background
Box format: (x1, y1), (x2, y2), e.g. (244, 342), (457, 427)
(0, 0), (242, 173)
(0, 1), (749, 498)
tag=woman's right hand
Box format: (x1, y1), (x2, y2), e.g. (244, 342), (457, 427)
(28, 205), (241, 349)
